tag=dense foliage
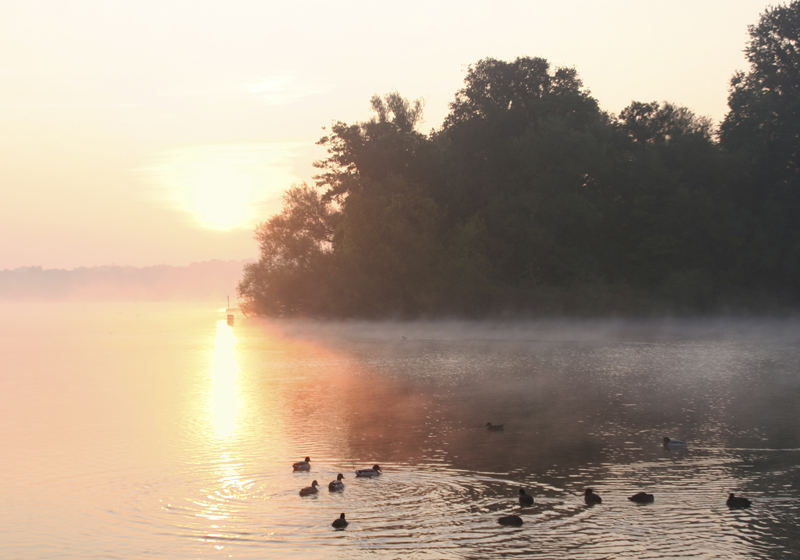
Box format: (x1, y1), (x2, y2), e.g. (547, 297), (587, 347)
(240, 2), (800, 317)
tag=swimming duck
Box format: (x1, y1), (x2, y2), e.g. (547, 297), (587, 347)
(628, 491), (655, 504)
(727, 493), (751, 508)
(498, 514), (523, 526)
(518, 488), (534, 507)
(486, 422), (504, 431)
(663, 437), (687, 448)
(332, 513), (348, 529)
(355, 464), (382, 477)
(584, 488), (602, 505)
(329, 473), (345, 491)
(299, 480), (319, 496)
(293, 457), (311, 471)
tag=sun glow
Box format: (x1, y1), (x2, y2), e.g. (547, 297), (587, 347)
(145, 143), (303, 230)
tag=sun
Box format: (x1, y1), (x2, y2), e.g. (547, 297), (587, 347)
(146, 143), (302, 231)
(177, 155), (255, 230)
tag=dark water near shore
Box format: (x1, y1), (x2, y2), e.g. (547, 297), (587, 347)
(1, 303), (799, 558)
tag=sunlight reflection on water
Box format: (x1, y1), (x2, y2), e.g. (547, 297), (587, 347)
(209, 320), (241, 440)
(1, 304), (799, 559)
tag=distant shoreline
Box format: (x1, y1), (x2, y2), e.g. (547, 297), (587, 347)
(0, 260), (249, 301)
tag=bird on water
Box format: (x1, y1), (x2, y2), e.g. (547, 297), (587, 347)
(299, 480), (319, 496)
(629, 492), (654, 504)
(584, 488), (602, 505)
(293, 457), (311, 471)
(519, 488), (534, 507)
(498, 514), (523, 526)
(486, 422), (504, 431)
(355, 464), (382, 477)
(329, 473), (345, 491)
(332, 513), (349, 529)
(727, 493), (751, 508)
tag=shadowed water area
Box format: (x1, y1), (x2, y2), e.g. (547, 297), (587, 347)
(1, 303), (799, 558)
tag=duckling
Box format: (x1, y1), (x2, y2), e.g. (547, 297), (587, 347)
(299, 480), (319, 496)
(628, 491), (654, 504)
(355, 464), (382, 477)
(727, 493), (751, 508)
(584, 488), (602, 505)
(663, 437), (687, 448)
(498, 514), (523, 526)
(328, 473), (345, 491)
(293, 457), (311, 471)
(332, 513), (348, 529)
(486, 422), (504, 431)
(518, 488), (534, 507)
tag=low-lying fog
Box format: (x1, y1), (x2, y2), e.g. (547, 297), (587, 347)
(3, 303), (799, 559)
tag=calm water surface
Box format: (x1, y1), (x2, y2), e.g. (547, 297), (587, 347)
(1, 302), (799, 559)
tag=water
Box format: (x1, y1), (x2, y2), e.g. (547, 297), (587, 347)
(1, 302), (799, 559)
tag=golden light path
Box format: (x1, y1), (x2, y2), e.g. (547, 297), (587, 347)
(210, 319), (241, 440)
(198, 320), (246, 527)
(198, 318), (358, 538)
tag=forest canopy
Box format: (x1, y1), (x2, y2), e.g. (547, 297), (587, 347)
(239, 1), (800, 317)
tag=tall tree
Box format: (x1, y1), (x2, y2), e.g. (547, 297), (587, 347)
(721, 0), (800, 177)
(314, 92), (427, 203)
(720, 0), (800, 294)
(314, 92), (444, 316)
(613, 101), (728, 308)
(438, 57), (612, 307)
(238, 185), (337, 315)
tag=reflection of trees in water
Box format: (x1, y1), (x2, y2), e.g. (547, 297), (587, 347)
(259, 321), (800, 479)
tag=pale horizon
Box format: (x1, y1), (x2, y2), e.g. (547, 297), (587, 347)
(2, 0), (775, 269)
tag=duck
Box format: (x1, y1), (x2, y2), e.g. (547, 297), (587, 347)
(332, 513), (349, 529)
(486, 422), (504, 431)
(328, 473), (345, 491)
(293, 457), (311, 471)
(355, 464), (382, 477)
(299, 480), (319, 496)
(727, 493), (751, 508)
(498, 514), (523, 526)
(628, 491), (655, 504)
(663, 437), (687, 448)
(518, 488), (534, 507)
(584, 488), (602, 505)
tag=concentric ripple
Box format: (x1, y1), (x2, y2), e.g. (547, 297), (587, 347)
(82, 445), (800, 559)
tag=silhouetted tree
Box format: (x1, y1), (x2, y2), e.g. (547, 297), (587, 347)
(314, 92), (427, 203)
(720, 0), (800, 296)
(437, 57), (612, 309)
(613, 102), (729, 308)
(240, 8), (800, 317)
(238, 185), (337, 315)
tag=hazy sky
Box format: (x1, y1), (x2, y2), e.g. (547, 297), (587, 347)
(1, 0), (774, 269)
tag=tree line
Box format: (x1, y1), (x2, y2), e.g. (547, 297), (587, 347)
(239, 1), (800, 317)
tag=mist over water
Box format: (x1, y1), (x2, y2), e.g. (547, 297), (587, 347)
(1, 303), (799, 558)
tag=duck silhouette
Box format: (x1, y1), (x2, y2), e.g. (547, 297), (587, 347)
(518, 488), (534, 507)
(332, 513), (348, 529)
(727, 493), (751, 508)
(328, 473), (345, 491)
(292, 457), (311, 471)
(486, 422), (504, 431)
(299, 480), (319, 496)
(584, 488), (602, 505)
(498, 514), (523, 526)
(355, 465), (381, 477)
(628, 491), (654, 504)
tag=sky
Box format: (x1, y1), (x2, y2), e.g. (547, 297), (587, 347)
(0, 0), (777, 269)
